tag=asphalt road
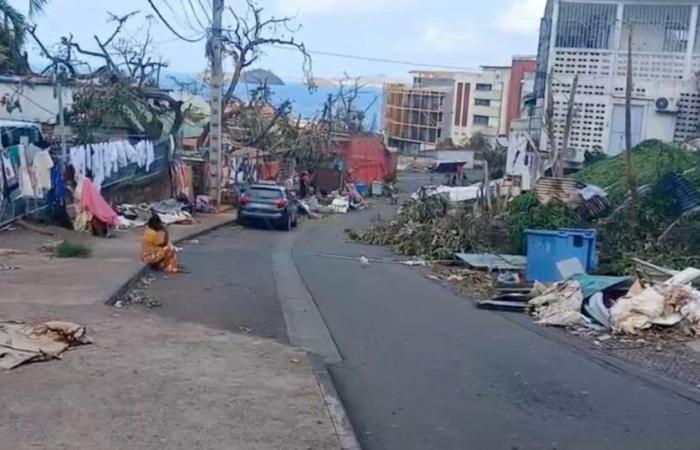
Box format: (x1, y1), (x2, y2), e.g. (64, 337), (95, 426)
(146, 224), (288, 343)
(147, 173), (700, 450)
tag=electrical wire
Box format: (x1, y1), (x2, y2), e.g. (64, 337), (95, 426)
(265, 46), (479, 71)
(185, 0), (211, 31)
(147, 0), (205, 43)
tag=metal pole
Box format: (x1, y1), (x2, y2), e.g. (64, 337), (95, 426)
(209, 0), (224, 207)
(57, 77), (67, 168)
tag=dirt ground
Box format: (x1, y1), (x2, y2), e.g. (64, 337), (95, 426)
(0, 303), (337, 450)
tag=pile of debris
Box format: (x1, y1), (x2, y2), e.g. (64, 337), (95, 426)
(298, 183), (368, 218)
(528, 268), (700, 337)
(350, 196), (510, 259)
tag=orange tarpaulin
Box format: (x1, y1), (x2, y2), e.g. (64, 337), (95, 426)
(342, 136), (396, 184)
(258, 160), (280, 181)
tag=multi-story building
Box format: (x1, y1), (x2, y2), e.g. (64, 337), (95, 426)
(383, 59), (536, 153)
(532, 0), (700, 160)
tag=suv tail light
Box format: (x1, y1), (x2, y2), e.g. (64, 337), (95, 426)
(274, 198), (288, 208)
(239, 194), (251, 206)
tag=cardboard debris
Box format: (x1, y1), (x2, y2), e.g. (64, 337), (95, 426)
(529, 280), (589, 327)
(0, 321), (91, 370)
(609, 269), (700, 334)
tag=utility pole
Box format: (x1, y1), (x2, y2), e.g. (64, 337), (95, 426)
(209, 0), (224, 207)
(56, 70), (67, 169)
(625, 23), (639, 203)
(559, 73), (579, 178)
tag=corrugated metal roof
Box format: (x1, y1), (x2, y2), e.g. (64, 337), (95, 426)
(534, 177), (584, 207)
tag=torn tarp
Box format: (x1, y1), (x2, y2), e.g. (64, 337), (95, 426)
(0, 321), (91, 369)
(528, 274), (629, 327)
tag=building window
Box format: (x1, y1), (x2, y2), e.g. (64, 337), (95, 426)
(556, 2), (616, 49)
(474, 98), (491, 106)
(475, 83), (492, 91)
(621, 5), (692, 53)
(473, 115), (490, 126)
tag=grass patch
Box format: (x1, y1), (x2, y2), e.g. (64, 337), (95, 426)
(54, 240), (92, 258)
(575, 140), (700, 205)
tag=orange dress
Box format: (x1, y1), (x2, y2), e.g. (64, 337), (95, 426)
(141, 228), (179, 273)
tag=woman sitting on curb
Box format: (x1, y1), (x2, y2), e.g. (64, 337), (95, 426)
(141, 214), (180, 273)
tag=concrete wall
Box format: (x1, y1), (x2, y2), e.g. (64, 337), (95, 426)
(0, 81), (75, 125)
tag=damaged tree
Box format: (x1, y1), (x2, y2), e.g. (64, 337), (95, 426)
(218, 0), (313, 106)
(28, 11), (181, 143)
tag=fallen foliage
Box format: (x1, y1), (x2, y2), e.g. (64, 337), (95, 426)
(349, 196), (510, 259)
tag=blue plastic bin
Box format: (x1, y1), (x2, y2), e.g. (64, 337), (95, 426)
(524, 229), (598, 282)
(355, 183), (369, 197)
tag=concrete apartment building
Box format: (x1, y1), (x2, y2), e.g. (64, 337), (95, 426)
(532, 0), (700, 160)
(383, 58), (536, 153)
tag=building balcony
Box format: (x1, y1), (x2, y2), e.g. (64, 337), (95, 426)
(471, 105), (502, 118)
(552, 47), (690, 81)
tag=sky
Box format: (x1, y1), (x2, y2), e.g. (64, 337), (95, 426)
(16, 0), (547, 81)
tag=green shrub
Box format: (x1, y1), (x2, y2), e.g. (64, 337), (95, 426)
(506, 194), (578, 254)
(54, 241), (92, 258)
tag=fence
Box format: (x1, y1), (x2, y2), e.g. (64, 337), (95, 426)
(0, 139), (170, 228)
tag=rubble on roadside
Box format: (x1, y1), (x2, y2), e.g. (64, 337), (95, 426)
(114, 275), (161, 308)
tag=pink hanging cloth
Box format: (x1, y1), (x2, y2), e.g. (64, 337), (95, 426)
(79, 178), (119, 227)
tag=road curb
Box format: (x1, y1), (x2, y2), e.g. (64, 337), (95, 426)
(105, 214), (237, 306)
(308, 352), (362, 450)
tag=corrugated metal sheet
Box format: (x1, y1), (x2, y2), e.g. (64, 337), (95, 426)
(534, 177), (584, 207)
(455, 253), (527, 271)
(657, 172), (700, 213)
(535, 177), (611, 221)
(576, 195), (611, 221)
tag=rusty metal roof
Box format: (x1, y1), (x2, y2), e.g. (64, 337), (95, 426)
(534, 177), (585, 207)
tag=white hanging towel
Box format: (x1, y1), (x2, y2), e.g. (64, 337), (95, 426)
(145, 140), (155, 172)
(32, 149), (54, 193)
(16, 145), (36, 198)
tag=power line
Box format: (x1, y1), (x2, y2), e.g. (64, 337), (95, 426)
(147, 0), (205, 43)
(271, 47), (479, 71)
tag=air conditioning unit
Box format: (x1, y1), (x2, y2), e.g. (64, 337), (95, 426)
(655, 97), (680, 113)
(563, 146), (581, 162)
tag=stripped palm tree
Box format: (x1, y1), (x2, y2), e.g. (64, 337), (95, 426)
(29, 0), (48, 17)
(0, 0), (28, 72)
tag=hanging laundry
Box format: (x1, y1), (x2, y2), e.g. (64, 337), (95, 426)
(31, 149), (54, 195)
(68, 139), (156, 190)
(11, 145), (36, 198)
(78, 178), (119, 228)
(1, 151), (18, 191)
(146, 140), (155, 172)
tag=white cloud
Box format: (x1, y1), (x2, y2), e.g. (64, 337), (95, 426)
(418, 19), (482, 54)
(497, 0), (547, 34)
(276, 0), (412, 16)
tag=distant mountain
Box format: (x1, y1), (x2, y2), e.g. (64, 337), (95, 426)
(241, 69), (285, 86)
(311, 77), (338, 88)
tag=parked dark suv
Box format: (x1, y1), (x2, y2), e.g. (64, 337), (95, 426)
(237, 183), (298, 230)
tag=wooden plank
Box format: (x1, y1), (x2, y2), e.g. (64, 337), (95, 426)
(477, 300), (528, 312)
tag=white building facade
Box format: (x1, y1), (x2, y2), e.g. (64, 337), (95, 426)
(534, 0), (700, 160)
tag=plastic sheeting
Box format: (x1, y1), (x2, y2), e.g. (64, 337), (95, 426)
(342, 137), (396, 185)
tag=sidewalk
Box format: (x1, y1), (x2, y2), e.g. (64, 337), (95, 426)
(0, 215), (340, 450)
